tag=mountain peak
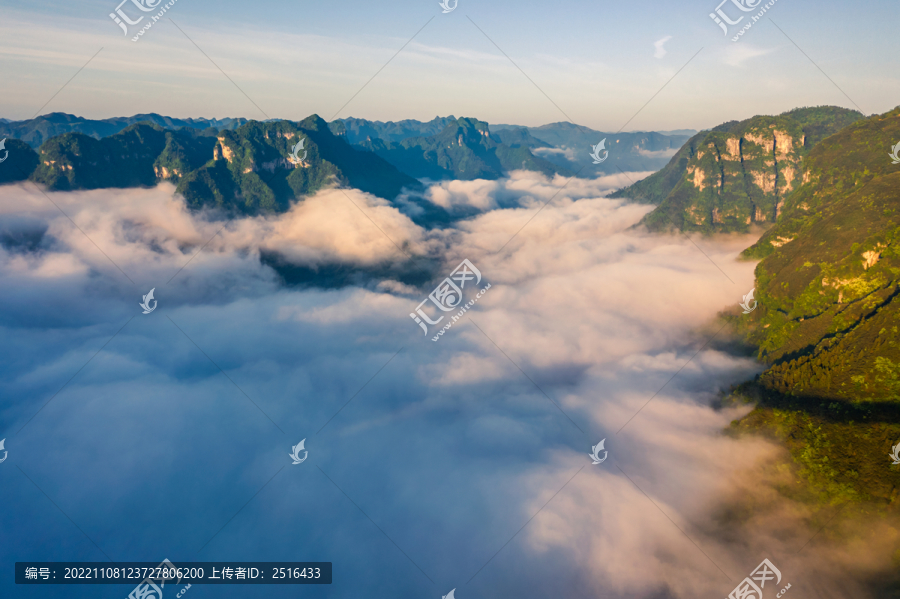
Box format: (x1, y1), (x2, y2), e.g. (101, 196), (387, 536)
(452, 116), (489, 130)
(439, 117), (491, 144)
(297, 114), (329, 131)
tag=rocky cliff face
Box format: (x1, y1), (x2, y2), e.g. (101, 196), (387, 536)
(680, 120), (803, 227)
(610, 106), (864, 234)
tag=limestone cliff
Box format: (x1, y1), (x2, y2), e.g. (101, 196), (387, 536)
(610, 106), (864, 234)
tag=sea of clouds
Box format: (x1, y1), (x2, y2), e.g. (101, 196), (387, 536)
(0, 172), (884, 598)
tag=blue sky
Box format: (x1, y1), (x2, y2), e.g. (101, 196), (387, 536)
(0, 0), (897, 130)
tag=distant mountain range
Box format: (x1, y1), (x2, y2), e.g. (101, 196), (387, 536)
(489, 123), (697, 138)
(350, 117), (568, 180)
(653, 129), (698, 137)
(330, 116), (458, 145)
(0, 112), (700, 221)
(1, 112), (696, 180)
(338, 117), (693, 175)
(609, 106), (866, 233)
(487, 121), (693, 174)
(0, 112), (248, 149)
(0, 115), (449, 224)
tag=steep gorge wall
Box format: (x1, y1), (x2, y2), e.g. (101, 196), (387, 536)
(643, 119), (806, 232)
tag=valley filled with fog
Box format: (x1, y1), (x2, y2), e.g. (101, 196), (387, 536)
(1, 172), (884, 598)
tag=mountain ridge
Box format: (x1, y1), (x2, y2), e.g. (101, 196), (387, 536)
(329, 116), (458, 144)
(3, 116), (447, 222)
(3, 112), (696, 179)
(0, 112), (249, 149)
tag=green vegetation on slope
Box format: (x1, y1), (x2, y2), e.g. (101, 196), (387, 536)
(30, 123), (216, 191)
(738, 107), (900, 398)
(730, 385), (900, 506)
(727, 107), (900, 522)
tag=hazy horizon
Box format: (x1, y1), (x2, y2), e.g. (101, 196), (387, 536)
(4, 111), (706, 137)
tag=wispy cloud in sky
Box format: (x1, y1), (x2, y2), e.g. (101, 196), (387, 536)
(0, 0), (895, 128)
(653, 35), (672, 59)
